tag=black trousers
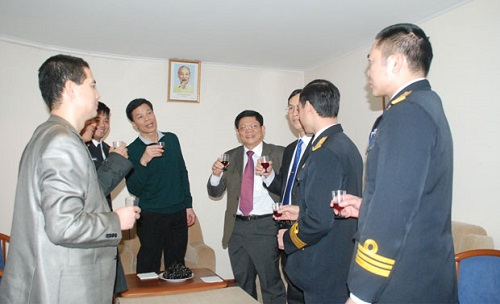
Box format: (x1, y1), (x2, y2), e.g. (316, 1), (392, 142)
(136, 209), (188, 273)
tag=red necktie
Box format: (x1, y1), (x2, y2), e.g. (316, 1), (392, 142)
(239, 151), (254, 216)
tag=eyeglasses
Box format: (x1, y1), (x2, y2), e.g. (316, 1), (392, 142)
(238, 124), (261, 131)
(287, 105), (300, 112)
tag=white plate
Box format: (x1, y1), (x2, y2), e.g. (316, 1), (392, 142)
(158, 272), (194, 282)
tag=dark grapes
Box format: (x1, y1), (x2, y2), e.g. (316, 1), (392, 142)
(162, 262), (193, 280)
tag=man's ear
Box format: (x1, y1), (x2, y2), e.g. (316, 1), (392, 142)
(63, 80), (76, 99)
(388, 53), (405, 74)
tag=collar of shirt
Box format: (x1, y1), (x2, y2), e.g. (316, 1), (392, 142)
(390, 78), (426, 100)
(138, 131), (164, 145)
(299, 134), (312, 154)
(91, 139), (101, 147)
(314, 123), (337, 142)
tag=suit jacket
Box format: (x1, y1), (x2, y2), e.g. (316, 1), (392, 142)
(0, 115), (122, 304)
(87, 141), (133, 208)
(266, 138), (312, 206)
(348, 80), (457, 303)
(283, 124), (363, 302)
(207, 142), (284, 248)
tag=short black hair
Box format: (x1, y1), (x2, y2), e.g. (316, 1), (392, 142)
(299, 79), (340, 118)
(375, 23), (433, 76)
(38, 54), (90, 110)
(97, 101), (110, 116)
(126, 98), (153, 121)
(288, 89), (302, 102)
(234, 110), (264, 129)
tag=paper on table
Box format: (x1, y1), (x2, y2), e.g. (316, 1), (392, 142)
(201, 276), (223, 283)
(137, 272), (158, 280)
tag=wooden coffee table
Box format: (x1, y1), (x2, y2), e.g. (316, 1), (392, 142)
(120, 268), (228, 298)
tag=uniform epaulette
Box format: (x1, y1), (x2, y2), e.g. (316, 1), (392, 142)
(289, 222), (307, 249)
(388, 90), (412, 109)
(355, 239), (395, 277)
(312, 136), (327, 151)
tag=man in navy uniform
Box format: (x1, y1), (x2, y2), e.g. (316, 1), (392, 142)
(277, 79), (363, 303)
(339, 23), (457, 304)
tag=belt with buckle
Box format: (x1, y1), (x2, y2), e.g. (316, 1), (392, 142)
(235, 214), (273, 221)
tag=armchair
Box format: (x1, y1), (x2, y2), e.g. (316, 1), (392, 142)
(455, 249), (500, 303)
(0, 232), (10, 280)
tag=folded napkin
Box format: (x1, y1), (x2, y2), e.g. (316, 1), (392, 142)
(201, 276), (223, 283)
(137, 272), (158, 280)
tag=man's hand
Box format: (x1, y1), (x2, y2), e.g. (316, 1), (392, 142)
(274, 205), (299, 221)
(186, 208), (196, 226)
(211, 157), (225, 177)
(255, 159), (273, 177)
(140, 144), (164, 166)
(277, 229), (287, 250)
(115, 206), (141, 230)
(331, 194), (362, 218)
(109, 145), (128, 159)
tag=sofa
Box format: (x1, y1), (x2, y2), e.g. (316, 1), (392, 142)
(118, 219), (216, 274)
(452, 221), (494, 253)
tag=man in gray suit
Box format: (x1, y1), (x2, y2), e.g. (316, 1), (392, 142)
(207, 110), (286, 303)
(0, 54), (140, 304)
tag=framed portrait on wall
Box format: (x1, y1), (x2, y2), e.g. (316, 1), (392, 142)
(168, 59), (201, 103)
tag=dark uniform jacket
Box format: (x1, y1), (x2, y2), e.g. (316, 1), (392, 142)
(348, 80), (458, 303)
(283, 124), (363, 303)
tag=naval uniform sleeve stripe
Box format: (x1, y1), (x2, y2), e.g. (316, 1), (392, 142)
(357, 243), (395, 265)
(355, 254), (391, 277)
(354, 239), (395, 277)
(290, 222), (307, 249)
(357, 250), (393, 270)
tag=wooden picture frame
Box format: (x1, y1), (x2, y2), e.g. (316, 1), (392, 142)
(168, 59), (201, 103)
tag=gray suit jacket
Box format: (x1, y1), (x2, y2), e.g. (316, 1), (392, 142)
(207, 142), (284, 248)
(0, 115), (122, 304)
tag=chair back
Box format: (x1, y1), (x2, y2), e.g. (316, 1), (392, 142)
(455, 249), (500, 303)
(0, 232), (10, 279)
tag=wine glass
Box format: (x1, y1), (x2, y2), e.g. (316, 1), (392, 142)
(221, 153), (230, 171)
(331, 190), (346, 213)
(272, 201), (283, 217)
(260, 155), (270, 173)
(112, 141), (125, 148)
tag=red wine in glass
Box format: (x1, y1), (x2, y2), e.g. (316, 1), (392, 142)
(273, 202), (283, 218)
(261, 155), (270, 173)
(221, 154), (230, 171)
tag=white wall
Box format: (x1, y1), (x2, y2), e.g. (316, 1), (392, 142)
(306, 0), (500, 248)
(0, 40), (303, 278)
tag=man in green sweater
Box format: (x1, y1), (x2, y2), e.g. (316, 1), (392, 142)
(125, 98), (196, 273)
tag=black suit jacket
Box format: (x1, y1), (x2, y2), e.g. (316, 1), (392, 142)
(87, 141), (110, 169)
(266, 138), (312, 206)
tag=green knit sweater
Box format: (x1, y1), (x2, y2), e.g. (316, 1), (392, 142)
(126, 132), (192, 214)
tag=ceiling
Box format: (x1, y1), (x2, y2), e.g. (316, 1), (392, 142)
(0, 0), (469, 70)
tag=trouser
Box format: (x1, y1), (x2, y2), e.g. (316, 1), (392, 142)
(228, 216), (286, 304)
(136, 209), (188, 273)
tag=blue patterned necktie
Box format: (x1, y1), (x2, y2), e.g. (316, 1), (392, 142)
(239, 151), (255, 215)
(283, 139), (303, 205)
